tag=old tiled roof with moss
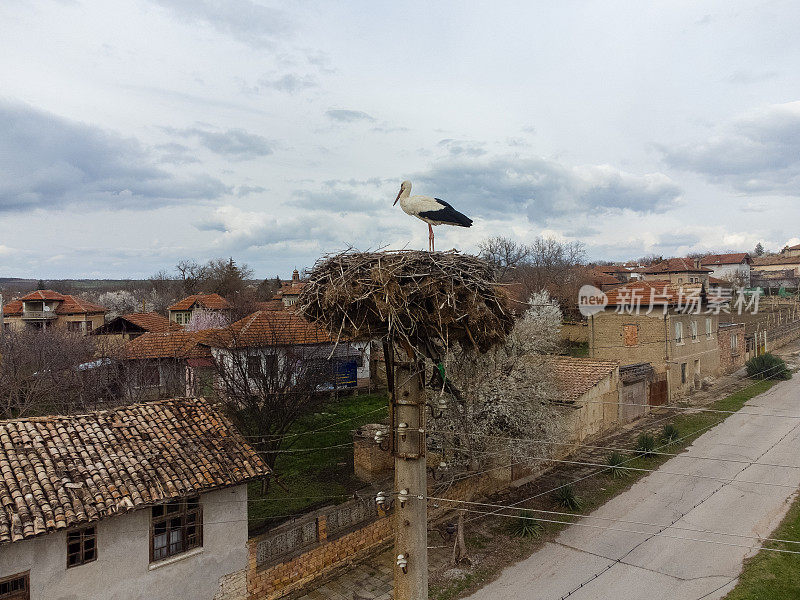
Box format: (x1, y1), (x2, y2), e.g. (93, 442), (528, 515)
(168, 293), (232, 312)
(123, 330), (212, 360)
(752, 254), (800, 267)
(201, 310), (339, 348)
(700, 253), (751, 266)
(644, 258), (712, 274)
(0, 397), (270, 544)
(544, 356), (619, 403)
(602, 280), (724, 307)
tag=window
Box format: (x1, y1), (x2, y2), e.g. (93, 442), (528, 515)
(0, 572), (29, 600)
(690, 320), (698, 341)
(150, 497), (202, 562)
(675, 322), (683, 344)
(67, 526), (97, 567)
(247, 355), (262, 378)
(731, 333), (739, 352)
(68, 321), (82, 332)
(706, 317), (712, 338)
(681, 363), (687, 384)
(84, 320), (93, 333)
(623, 324), (638, 346)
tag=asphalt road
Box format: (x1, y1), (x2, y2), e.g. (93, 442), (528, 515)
(465, 375), (800, 600)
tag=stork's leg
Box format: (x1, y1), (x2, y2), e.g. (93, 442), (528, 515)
(428, 224), (434, 252)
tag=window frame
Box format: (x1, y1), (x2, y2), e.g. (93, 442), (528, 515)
(705, 317), (712, 338)
(675, 321), (684, 345)
(690, 320), (698, 342)
(150, 496), (203, 563)
(66, 525), (97, 568)
(681, 363), (687, 384)
(0, 571), (29, 600)
(623, 323), (639, 347)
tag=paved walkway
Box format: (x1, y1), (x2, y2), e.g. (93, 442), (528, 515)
(464, 374), (800, 600)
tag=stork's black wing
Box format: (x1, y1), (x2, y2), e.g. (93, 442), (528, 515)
(418, 198), (473, 227)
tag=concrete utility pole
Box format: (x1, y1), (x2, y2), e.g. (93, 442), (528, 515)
(386, 342), (428, 600)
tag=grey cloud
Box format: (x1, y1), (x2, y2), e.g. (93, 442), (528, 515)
(290, 189), (384, 215)
(168, 126), (273, 160)
(325, 109), (375, 123)
(150, 0), (294, 48)
(257, 73), (317, 93)
(660, 101), (800, 195)
(236, 185), (266, 197)
(155, 143), (199, 165)
(0, 101), (229, 213)
(437, 139), (487, 157)
(412, 156), (681, 223)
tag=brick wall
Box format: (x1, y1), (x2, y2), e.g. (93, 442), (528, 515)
(247, 512), (393, 600)
(718, 323), (746, 373)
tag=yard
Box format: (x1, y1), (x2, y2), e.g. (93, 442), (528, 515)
(247, 391), (389, 533)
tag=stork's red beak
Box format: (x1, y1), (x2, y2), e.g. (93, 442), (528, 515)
(393, 188), (402, 205)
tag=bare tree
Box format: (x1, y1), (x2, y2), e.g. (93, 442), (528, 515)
(206, 314), (339, 492)
(478, 236), (532, 281)
(428, 290), (566, 564)
(514, 238), (586, 317)
(0, 327), (123, 418)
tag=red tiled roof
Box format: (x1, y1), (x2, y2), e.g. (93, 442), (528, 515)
(785, 244), (800, 251)
(603, 280), (707, 306)
(255, 300), (286, 311)
(543, 356), (619, 403)
(0, 397), (270, 544)
(752, 254), (800, 267)
(3, 291), (106, 315)
(123, 331), (212, 360)
(2, 300), (22, 316)
(700, 253), (751, 266)
(19, 289), (65, 301)
(121, 312), (182, 333)
(587, 268), (623, 287)
(644, 258), (712, 274)
(202, 310), (339, 348)
(168, 293), (232, 311)
(55, 295), (106, 315)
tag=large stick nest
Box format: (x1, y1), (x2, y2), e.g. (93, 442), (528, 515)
(297, 250), (514, 355)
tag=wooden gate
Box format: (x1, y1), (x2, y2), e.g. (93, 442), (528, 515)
(649, 379), (668, 406)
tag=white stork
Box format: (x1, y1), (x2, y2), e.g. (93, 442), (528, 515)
(393, 180), (473, 251)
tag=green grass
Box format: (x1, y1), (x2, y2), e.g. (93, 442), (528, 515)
(247, 391), (388, 531)
(564, 341), (589, 358)
(724, 495), (800, 599)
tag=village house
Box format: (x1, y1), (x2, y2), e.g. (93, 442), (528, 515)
(121, 330), (215, 398)
(2, 290), (106, 334)
(641, 258), (712, 286)
(781, 243), (800, 258)
(0, 397), (270, 600)
(203, 310), (370, 391)
(700, 253), (752, 286)
(588, 280), (722, 403)
(272, 269), (306, 307)
(593, 262), (646, 283)
(92, 312), (182, 343)
(752, 253), (800, 276)
(167, 293), (232, 326)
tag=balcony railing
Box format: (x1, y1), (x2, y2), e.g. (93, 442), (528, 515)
(22, 311), (58, 320)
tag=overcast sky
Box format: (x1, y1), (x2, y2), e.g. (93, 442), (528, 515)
(2, 1), (800, 279)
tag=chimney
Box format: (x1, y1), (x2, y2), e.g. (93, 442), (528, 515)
(694, 258), (701, 269)
(292, 269), (300, 283)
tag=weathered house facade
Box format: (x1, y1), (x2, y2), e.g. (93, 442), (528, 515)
(2, 290), (106, 334)
(589, 281), (722, 402)
(700, 253), (752, 286)
(0, 398), (270, 600)
(167, 293), (232, 326)
(642, 258), (712, 286)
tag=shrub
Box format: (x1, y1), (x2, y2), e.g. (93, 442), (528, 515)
(552, 484), (583, 511)
(606, 451), (629, 478)
(636, 433), (656, 457)
(660, 424), (679, 444)
(746, 353), (791, 381)
(508, 510), (544, 538)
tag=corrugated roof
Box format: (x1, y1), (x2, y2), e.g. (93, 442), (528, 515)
(168, 293), (232, 312)
(0, 397), (269, 544)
